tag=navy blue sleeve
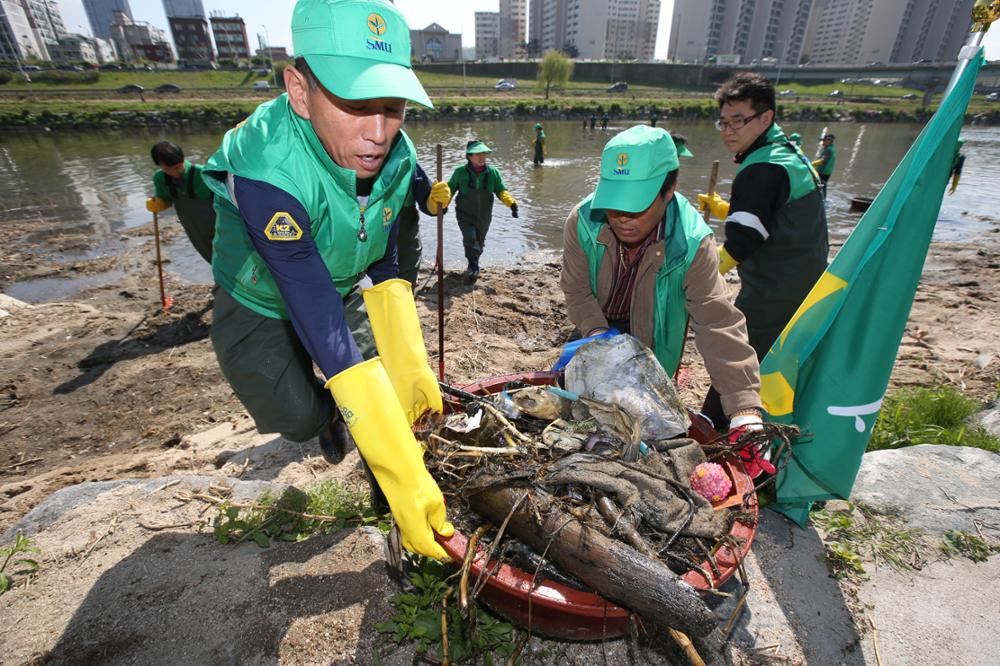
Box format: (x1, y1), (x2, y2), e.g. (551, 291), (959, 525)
(412, 163), (433, 216)
(233, 175), (362, 380)
(366, 217), (399, 285)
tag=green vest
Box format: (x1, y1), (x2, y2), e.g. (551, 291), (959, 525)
(203, 94), (416, 319)
(735, 124), (828, 342)
(576, 192), (711, 375)
(448, 164), (505, 226)
(816, 145), (836, 176)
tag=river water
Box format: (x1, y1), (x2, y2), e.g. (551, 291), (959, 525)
(2, 119), (997, 303)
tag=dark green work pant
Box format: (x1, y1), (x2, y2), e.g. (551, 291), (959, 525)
(173, 197), (216, 264)
(210, 284), (376, 442)
(396, 204), (422, 286)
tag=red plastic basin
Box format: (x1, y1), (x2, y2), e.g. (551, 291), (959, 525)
(435, 371), (758, 640)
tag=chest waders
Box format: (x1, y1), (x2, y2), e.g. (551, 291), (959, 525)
(736, 125), (829, 357)
(455, 166), (497, 272)
(166, 167), (216, 263)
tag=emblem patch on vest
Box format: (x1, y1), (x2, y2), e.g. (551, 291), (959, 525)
(264, 212), (303, 241)
(382, 206), (393, 230)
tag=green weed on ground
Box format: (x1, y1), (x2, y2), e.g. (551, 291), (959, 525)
(213, 480), (389, 547)
(374, 558), (524, 665)
(810, 502), (924, 580)
(869, 385), (999, 453)
(0, 533), (40, 595)
(939, 529), (997, 563)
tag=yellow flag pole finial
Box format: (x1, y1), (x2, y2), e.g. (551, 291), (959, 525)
(972, 0), (1000, 33)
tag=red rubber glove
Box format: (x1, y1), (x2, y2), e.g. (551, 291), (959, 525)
(729, 413), (775, 478)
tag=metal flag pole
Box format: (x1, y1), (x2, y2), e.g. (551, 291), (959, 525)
(944, 1), (998, 97)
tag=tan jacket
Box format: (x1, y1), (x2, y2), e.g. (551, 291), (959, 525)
(560, 202), (762, 417)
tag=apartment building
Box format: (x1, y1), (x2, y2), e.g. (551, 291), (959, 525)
(533, 0), (660, 61)
(475, 11), (500, 59)
(499, 0), (526, 59)
(210, 13), (249, 61)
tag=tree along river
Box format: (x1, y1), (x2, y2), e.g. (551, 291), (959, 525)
(2, 119), (997, 303)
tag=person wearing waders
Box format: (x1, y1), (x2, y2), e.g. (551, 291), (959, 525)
(559, 125), (768, 475)
(532, 123), (546, 165)
(812, 133), (836, 200)
(445, 139), (518, 279)
(146, 142), (216, 263)
(589, 113), (597, 129)
(698, 72), (828, 431)
(201, 0), (454, 561)
(601, 111), (609, 129)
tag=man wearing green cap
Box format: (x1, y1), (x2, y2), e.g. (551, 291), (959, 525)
(201, 0), (454, 561)
(788, 132), (801, 149)
(532, 123), (546, 165)
(560, 125), (763, 436)
(445, 139), (518, 278)
(697, 72), (827, 429)
(812, 133), (836, 199)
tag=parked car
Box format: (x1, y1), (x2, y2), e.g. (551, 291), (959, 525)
(22, 64), (42, 71)
(494, 78), (517, 91)
(154, 83), (182, 93)
(607, 81), (629, 93)
(252, 81), (271, 91)
(778, 89), (796, 97)
(901, 92), (917, 100)
(58, 65), (85, 72)
(987, 92), (1000, 102)
(100, 63), (123, 71)
(827, 89), (844, 98)
(118, 84), (145, 93)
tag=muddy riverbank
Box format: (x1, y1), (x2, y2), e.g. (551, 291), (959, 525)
(2, 213), (999, 531)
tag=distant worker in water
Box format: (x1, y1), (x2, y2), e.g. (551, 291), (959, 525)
(948, 137), (965, 195)
(788, 132), (802, 149)
(812, 133), (836, 200)
(589, 113), (597, 129)
(532, 123), (546, 165)
(445, 140), (519, 279)
(145, 141), (216, 263)
(601, 111), (609, 129)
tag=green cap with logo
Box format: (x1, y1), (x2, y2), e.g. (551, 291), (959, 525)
(789, 132), (801, 144)
(292, 0), (432, 108)
(466, 140), (492, 154)
(593, 125), (679, 213)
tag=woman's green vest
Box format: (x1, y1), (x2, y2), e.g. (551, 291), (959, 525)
(203, 94), (416, 319)
(734, 124), (828, 342)
(576, 192), (711, 375)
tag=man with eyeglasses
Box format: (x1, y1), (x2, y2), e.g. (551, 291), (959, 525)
(698, 72), (828, 431)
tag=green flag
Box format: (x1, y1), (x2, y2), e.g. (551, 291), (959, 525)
(759, 49), (985, 526)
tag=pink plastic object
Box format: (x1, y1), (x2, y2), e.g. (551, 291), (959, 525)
(690, 462), (733, 502)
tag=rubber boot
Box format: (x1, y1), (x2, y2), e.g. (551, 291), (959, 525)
(318, 410), (352, 465)
(362, 458), (390, 514)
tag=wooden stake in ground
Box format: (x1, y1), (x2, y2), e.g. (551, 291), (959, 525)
(436, 143), (445, 381)
(152, 211), (173, 312)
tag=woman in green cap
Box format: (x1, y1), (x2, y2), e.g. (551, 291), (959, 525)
(445, 139), (518, 278)
(532, 123), (546, 165)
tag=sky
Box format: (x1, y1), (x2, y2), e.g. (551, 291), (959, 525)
(57, 0), (999, 61)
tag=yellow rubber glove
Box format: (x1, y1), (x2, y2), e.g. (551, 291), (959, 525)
(948, 172), (960, 195)
(811, 158), (823, 168)
(426, 180), (451, 215)
(146, 197), (170, 213)
(363, 279), (443, 424)
(498, 190), (517, 208)
(325, 358), (454, 561)
(697, 192), (730, 220)
(718, 245), (738, 275)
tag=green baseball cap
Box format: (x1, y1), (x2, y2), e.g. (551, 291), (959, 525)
(670, 132), (694, 158)
(466, 140), (492, 154)
(292, 0), (432, 108)
(789, 132), (801, 143)
(593, 125), (679, 213)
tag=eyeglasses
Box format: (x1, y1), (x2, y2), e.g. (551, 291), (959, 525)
(715, 111), (764, 132)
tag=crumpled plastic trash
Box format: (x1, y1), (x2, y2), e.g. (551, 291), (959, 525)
(565, 334), (690, 441)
